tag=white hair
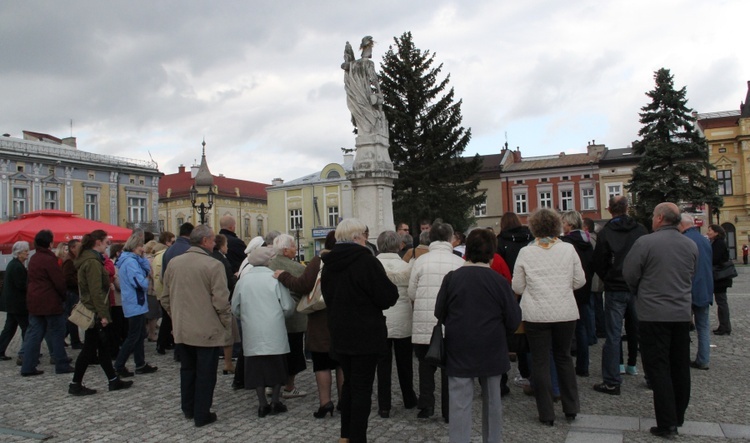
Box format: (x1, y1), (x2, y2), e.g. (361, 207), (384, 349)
(335, 218), (367, 243)
(12, 241), (30, 258)
(273, 234), (296, 254)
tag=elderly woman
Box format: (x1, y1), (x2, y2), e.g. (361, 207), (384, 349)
(0, 241), (30, 361)
(274, 231), (343, 419)
(708, 224), (733, 335)
(232, 246), (295, 417)
(375, 230), (418, 418)
(435, 228), (521, 443)
(512, 208), (585, 426)
(114, 232), (158, 377)
(321, 218), (398, 443)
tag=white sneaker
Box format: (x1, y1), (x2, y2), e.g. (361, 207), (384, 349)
(282, 387), (307, 399)
(513, 375), (530, 388)
(619, 364), (625, 374)
(265, 387), (273, 396)
(626, 365), (638, 375)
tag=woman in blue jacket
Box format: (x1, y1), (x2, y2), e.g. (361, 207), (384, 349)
(114, 231), (158, 376)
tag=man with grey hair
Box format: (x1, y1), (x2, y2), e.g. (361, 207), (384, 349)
(677, 213), (714, 371)
(0, 241), (31, 361)
(623, 202), (697, 437)
(162, 224), (232, 427)
(218, 215), (247, 273)
(268, 234), (308, 399)
(408, 220), (465, 421)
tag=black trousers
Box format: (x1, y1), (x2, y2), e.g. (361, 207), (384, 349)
(179, 344), (220, 426)
(376, 337), (418, 411)
(337, 353), (379, 443)
(413, 343), (449, 419)
(73, 325), (116, 383)
(156, 304), (174, 350)
(0, 313), (28, 356)
(639, 321), (691, 429)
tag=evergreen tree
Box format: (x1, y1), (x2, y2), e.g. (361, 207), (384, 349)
(627, 68), (722, 226)
(379, 32), (483, 233)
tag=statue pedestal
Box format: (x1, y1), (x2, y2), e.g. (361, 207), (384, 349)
(347, 136), (398, 238)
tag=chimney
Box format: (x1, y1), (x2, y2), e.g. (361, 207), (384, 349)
(272, 178), (284, 186)
(178, 165), (186, 174)
(343, 153), (354, 169)
(61, 137), (77, 149)
(190, 165), (199, 178)
(587, 141), (606, 158)
(512, 148), (522, 163)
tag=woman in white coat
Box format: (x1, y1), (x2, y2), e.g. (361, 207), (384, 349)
(375, 231), (418, 418)
(232, 246), (295, 418)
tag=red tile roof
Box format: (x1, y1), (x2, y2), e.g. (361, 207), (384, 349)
(159, 170), (268, 201)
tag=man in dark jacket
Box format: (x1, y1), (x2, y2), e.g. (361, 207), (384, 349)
(158, 222), (194, 355)
(591, 196), (647, 395)
(0, 241), (30, 361)
(21, 230), (73, 376)
(218, 215), (247, 273)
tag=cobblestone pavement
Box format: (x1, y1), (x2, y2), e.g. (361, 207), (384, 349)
(1, 267), (749, 442)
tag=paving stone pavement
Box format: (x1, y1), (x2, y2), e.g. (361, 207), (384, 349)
(1, 267), (749, 442)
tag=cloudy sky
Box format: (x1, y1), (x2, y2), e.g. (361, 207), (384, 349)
(1, 1), (747, 185)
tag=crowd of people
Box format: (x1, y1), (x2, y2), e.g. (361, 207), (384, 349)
(0, 200), (737, 441)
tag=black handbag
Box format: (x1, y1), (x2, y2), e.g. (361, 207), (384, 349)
(713, 260), (738, 281)
(424, 322), (445, 368)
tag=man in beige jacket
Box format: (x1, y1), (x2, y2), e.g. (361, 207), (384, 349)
(162, 224), (232, 428)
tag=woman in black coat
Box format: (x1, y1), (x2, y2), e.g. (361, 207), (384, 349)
(707, 224), (732, 335)
(321, 218), (398, 443)
(0, 241), (30, 361)
(435, 228), (521, 443)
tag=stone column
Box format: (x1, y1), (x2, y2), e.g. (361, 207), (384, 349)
(346, 133), (398, 240)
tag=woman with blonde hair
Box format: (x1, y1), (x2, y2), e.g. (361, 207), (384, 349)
(512, 208), (585, 426)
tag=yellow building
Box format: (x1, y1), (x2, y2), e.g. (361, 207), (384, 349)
(266, 154), (354, 260)
(158, 143), (268, 241)
(0, 131), (160, 229)
(697, 81), (750, 259)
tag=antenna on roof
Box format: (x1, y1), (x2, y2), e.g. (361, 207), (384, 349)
(148, 150), (158, 169)
(70, 119), (73, 137)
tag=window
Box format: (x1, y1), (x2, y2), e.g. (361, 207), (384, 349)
(158, 220), (165, 232)
(85, 194), (99, 220)
(326, 170), (341, 179)
(561, 176), (570, 181)
(541, 177), (548, 183)
(560, 190), (574, 211)
(515, 179), (524, 185)
(48, 166), (55, 175)
(17, 165), (24, 173)
(717, 170), (733, 195)
(88, 171), (95, 180)
(474, 198), (487, 217)
(12, 188), (27, 217)
(139, 179), (145, 185)
(244, 216), (251, 238)
(607, 184), (622, 201)
(582, 188), (596, 210)
(44, 190), (58, 210)
(290, 209), (303, 230)
(328, 206), (340, 226)
(514, 193), (528, 214)
(257, 215), (264, 237)
(128, 197), (147, 223)
(177, 217), (185, 227)
(539, 191), (552, 209)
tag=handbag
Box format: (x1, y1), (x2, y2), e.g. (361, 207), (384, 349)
(69, 302), (96, 330)
(424, 322), (445, 368)
(713, 260), (738, 281)
(296, 266), (326, 314)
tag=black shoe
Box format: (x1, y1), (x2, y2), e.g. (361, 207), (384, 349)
(713, 329), (731, 336)
(184, 411), (194, 420)
(21, 369), (44, 376)
(378, 409), (390, 418)
(540, 419), (554, 426)
(109, 377), (134, 391)
(650, 426), (678, 438)
(258, 405), (271, 418)
(0, 355), (12, 361)
(56, 365), (75, 374)
(232, 381), (245, 390)
(565, 413), (577, 421)
(135, 363), (158, 374)
(314, 402), (335, 418)
(117, 367), (134, 378)
(500, 385), (511, 397)
(270, 402), (288, 415)
(576, 369), (590, 377)
(71, 342), (84, 350)
(690, 361), (709, 370)
(69, 383), (97, 396)
(593, 382), (620, 395)
(195, 412), (217, 427)
(417, 407), (434, 419)
(156, 347), (166, 355)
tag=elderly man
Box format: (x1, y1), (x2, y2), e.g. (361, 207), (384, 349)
(678, 214), (714, 371)
(162, 224), (232, 427)
(158, 222), (194, 356)
(623, 203), (697, 438)
(592, 196), (647, 395)
(218, 215), (248, 273)
(408, 220), (465, 422)
(268, 233), (308, 398)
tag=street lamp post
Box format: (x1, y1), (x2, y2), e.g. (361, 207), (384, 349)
(189, 184), (215, 225)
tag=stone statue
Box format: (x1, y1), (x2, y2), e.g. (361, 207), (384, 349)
(342, 36), (388, 138)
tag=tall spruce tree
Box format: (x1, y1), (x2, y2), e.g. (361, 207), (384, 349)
(627, 68), (722, 226)
(379, 32), (483, 233)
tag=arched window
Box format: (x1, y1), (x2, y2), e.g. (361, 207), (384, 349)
(326, 170), (341, 179)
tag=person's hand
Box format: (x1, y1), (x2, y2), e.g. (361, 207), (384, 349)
(272, 270), (284, 279)
(100, 318), (109, 327)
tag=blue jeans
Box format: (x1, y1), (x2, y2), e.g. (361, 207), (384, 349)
(692, 305), (710, 366)
(115, 314), (147, 370)
(602, 291), (635, 386)
(21, 314), (68, 374)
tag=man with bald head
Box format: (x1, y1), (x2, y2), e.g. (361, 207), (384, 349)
(219, 215), (247, 273)
(623, 203), (698, 438)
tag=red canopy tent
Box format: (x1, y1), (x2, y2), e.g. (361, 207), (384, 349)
(0, 210), (134, 253)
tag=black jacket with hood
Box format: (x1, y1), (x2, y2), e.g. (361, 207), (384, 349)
(592, 215), (648, 292)
(497, 226), (533, 275)
(561, 229), (594, 305)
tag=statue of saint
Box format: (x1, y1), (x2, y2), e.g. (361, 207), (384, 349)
(342, 36), (388, 138)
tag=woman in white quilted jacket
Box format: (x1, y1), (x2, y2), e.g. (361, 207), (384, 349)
(512, 208), (585, 427)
